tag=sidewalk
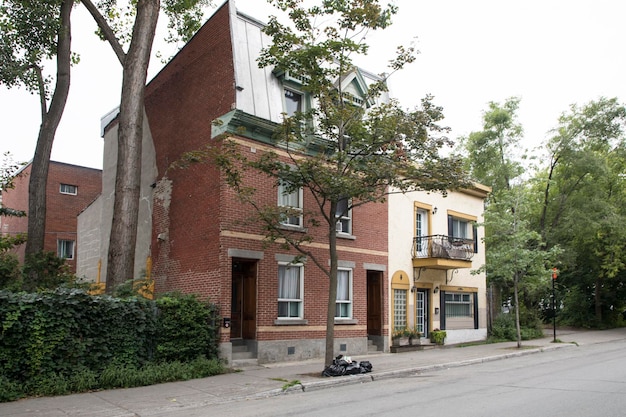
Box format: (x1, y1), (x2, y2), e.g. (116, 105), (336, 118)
(2, 328), (625, 417)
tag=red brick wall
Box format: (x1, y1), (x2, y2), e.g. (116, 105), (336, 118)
(144, 2), (389, 345)
(148, 2), (234, 300)
(1, 162), (102, 272)
(217, 138), (388, 342)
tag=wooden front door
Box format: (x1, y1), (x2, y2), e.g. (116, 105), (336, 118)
(231, 260), (257, 340)
(367, 270), (383, 336)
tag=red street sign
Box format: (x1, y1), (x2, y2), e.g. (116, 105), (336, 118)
(552, 267), (558, 280)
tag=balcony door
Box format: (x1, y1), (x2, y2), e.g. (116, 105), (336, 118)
(415, 208), (429, 257)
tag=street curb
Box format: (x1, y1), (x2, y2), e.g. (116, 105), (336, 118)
(261, 341), (579, 397)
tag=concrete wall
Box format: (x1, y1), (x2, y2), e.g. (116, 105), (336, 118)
(76, 198), (102, 281)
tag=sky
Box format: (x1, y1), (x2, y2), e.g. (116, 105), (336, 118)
(1, 0), (625, 170)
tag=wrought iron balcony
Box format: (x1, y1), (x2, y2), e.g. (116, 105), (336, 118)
(412, 235), (475, 269)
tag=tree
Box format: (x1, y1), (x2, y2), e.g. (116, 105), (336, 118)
(80, 0), (212, 290)
(481, 187), (560, 347)
(462, 98), (557, 344)
(461, 97), (525, 195)
(0, 153), (27, 289)
(534, 98), (626, 325)
(0, 0), (74, 263)
(211, 0), (468, 366)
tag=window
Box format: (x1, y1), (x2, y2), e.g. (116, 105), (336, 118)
(445, 292), (473, 318)
(57, 240), (75, 260)
(448, 212), (478, 253)
(335, 197), (352, 234)
(278, 264), (303, 318)
(451, 218), (470, 239)
(415, 206), (430, 256)
(393, 288), (407, 330)
(335, 269), (352, 318)
(278, 181), (303, 227)
(284, 88), (303, 117)
(60, 184), (77, 195)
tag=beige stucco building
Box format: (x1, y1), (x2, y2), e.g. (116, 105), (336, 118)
(388, 184), (490, 345)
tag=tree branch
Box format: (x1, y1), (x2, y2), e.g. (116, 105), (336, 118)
(81, 0), (127, 65)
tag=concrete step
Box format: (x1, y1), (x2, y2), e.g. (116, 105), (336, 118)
(232, 344), (250, 353)
(232, 351), (256, 360)
(231, 358), (259, 368)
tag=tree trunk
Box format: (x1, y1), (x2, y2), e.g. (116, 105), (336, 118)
(24, 0), (73, 260)
(325, 201), (339, 366)
(106, 0), (159, 291)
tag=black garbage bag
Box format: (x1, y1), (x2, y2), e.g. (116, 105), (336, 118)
(322, 364), (346, 377)
(321, 355), (373, 377)
(359, 360), (373, 372)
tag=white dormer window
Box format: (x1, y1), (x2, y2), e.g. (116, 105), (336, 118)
(284, 88), (303, 117)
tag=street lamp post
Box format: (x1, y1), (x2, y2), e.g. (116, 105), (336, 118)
(552, 267), (558, 342)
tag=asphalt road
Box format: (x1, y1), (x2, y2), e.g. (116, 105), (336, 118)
(169, 338), (626, 417)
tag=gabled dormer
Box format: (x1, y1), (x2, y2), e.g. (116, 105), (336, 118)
(335, 68), (376, 108)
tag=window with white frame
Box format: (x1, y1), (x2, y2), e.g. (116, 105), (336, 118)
(60, 184), (77, 195)
(278, 263), (303, 318)
(335, 197), (352, 234)
(278, 181), (303, 227)
(57, 239), (75, 260)
(335, 268), (352, 318)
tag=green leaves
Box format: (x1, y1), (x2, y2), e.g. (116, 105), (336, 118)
(0, 0), (64, 94)
(0, 289), (221, 399)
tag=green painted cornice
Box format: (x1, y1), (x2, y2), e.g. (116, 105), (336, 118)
(211, 109), (333, 156)
(211, 109), (279, 146)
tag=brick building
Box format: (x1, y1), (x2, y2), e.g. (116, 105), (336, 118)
(1, 161), (102, 273)
(79, 1), (389, 364)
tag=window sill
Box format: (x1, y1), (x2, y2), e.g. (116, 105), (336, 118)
(334, 318), (358, 325)
(274, 319), (308, 326)
(278, 224), (307, 233)
(336, 233), (356, 240)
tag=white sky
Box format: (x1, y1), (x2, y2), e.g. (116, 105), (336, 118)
(1, 0), (624, 170)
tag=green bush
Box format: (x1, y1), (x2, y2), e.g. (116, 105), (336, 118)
(22, 252), (76, 292)
(490, 313), (517, 341)
(0, 253), (21, 290)
(155, 293), (220, 362)
(0, 289), (222, 401)
(490, 313), (545, 341)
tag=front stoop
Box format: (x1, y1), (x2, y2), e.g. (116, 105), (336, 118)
(232, 339), (257, 364)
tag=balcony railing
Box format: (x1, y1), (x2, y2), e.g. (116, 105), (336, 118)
(412, 235), (475, 261)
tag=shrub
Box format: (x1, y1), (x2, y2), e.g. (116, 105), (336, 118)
(490, 313), (517, 341)
(490, 312), (545, 341)
(154, 293), (220, 363)
(22, 252), (76, 292)
(0, 289), (222, 401)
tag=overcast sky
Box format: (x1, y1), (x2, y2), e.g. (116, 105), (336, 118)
(1, 0), (625, 170)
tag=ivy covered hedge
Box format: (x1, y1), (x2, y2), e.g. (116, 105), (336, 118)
(0, 289), (222, 401)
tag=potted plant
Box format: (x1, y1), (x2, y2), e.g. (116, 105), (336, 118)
(392, 327), (410, 346)
(408, 327), (422, 345)
(430, 329), (447, 345)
